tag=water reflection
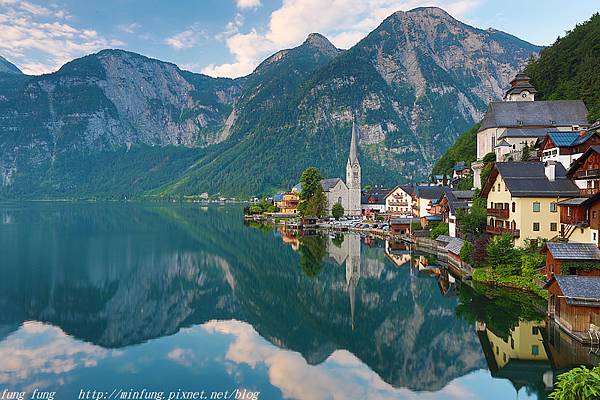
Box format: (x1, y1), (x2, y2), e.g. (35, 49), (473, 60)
(0, 203), (596, 399)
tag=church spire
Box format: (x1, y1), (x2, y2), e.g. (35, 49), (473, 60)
(349, 121), (359, 164)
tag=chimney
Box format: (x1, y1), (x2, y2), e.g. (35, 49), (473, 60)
(545, 161), (556, 182)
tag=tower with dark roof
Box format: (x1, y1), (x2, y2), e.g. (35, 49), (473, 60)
(504, 72), (537, 102)
(346, 122), (362, 215)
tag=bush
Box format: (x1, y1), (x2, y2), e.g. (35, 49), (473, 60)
(430, 222), (449, 239)
(550, 365), (600, 400)
(486, 234), (522, 275)
(411, 221), (421, 232)
(460, 241), (474, 264)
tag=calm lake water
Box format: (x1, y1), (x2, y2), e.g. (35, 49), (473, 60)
(0, 203), (596, 400)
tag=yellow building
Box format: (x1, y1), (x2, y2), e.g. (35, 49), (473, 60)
(278, 191), (300, 215)
(481, 162), (579, 247)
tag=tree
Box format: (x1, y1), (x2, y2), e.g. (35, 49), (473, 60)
(480, 152), (496, 187)
(521, 142), (532, 161)
(332, 202), (344, 219)
(298, 235), (327, 278)
(297, 167), (327, 218)
(456, 195), (487, 238)
(460, 241), (474, 264)
(430, 222), (449, 239)
(486, 234), (522, 275)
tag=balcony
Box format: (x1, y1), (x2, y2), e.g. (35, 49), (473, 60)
(560, 215), (589, 227)
(487, 208), (509, 219)
(576, 169), (600, 179)
(388, 201), (409, 207)
(580, 187), (600, 197)
(486, 226), (520, 238)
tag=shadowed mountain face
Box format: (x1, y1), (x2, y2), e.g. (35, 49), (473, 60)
(0, 203), (485, 391)
(0, 7), (540, 198)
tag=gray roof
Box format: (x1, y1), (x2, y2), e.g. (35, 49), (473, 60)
(554, 276), (600, 305)
(498, 127), (551, 139)
(444, 237), (465, 256)
(436, 235), (452, 244)
(492, 162), (579, 197)
(452, 190), (475, 200)
(545, 242), (600, 261)
(321, 178), (343, 192)
(496, 139), (511, 147)
(399, 184), (415, 196)
(415, 185), (446, 199)
(480, 100), (588, 131)
(390, 218), (412, 225)
(558, 197), (589, 206)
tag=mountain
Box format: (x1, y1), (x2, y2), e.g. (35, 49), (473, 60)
(0, 7), (541, 199)
(525, 13), (600, 122)
(0, 55), (22, 74)
(157, 7), (540, 197)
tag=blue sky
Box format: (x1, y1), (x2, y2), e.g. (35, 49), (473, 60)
(1, 0), (598, 77)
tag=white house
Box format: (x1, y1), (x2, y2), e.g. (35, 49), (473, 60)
(385, 185), (414, 217)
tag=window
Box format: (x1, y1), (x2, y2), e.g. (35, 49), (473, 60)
(550, 222), (557, 232)
(510, 338), (514, 349)
(550, 202), (557, 213)
(593, 211), (598, 219)
(532, 327), (539, 335)
(498, 183), (501, 192)
(532, 202), (541, 212)
(532, 345), (539, 356)
(594, 232), (598, 242)
(512, 202), (516, 212)
(533, 222), (540, 231)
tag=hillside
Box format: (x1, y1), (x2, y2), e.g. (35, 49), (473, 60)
(525, 13), (600, 122)
(0, 7), (541, 199)
(156, 7), (540, 197)
(431, 123), (479, 175)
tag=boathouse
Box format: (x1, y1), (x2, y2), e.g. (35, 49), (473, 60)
(541, 242), (600, 278)
(545, 275), (600, 341)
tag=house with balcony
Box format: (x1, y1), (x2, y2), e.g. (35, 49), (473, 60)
(384, 185), (414, 217)
(437, 188), (474, 237)
(413, 185), (446, 226)
(536, 131), (600, 169)
(556, 192), (600, 244)
(361, 187), (391, 219)
(481, 161), (579, 247)
(565, 146), (600, 197)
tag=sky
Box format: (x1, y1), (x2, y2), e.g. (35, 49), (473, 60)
(1, 0), (598, 77)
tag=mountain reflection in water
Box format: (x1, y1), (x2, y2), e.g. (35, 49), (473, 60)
(0, 203), (596, 400)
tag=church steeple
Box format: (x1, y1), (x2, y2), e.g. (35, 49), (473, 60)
(348, 121), (359, 165)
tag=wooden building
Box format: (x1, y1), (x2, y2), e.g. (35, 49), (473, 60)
(566, 145), (600, 197)
(390, 218), (411, 236)
(537, 131), (600, 169)
(541, 242), (600, 278)
(557, 193), (600, 244)
(545, 275), (600, 341)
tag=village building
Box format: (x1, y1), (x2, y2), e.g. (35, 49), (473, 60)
(384, 185), (414, 217)
(545, 275), (600, 342)
(565, 145), (600, 197)
(361, 187), (390, 219)
(432, 174), (451, 186)
(452, 161), (471, 180)
(556, 194), (600, 244)
(472, 73), (588, 188)
(541, 242), (600, 279)
(389, 217), (412, 236)
(536, 131), (600, 169)
(413, 185), (446, 226)
(437, 189), (475, 237)
(481, 162), (579, 247)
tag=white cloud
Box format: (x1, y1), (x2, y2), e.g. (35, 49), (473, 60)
(117, 22), (140, 34)
(203, 0), (480, 78)
(0, 1), (123, 74)
(235, 0), (262, 10)
(165, 23), (207, 49)
(202, 320), (480, 400)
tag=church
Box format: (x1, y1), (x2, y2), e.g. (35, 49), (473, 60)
(322, 122), (362, 216)
(292, 122), (362, 216)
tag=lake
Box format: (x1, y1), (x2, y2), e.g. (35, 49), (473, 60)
(0, 203), (595, 400)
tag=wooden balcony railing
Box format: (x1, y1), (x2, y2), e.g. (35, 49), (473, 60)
(560, 216), (589, 226)
(486, 226), (520, 238)
(487, 208), (509, 219)
(388, 201), (409, 207)
(580, 187), (600, 197)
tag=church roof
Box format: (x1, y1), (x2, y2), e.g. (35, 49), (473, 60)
(321, 178), (343, 192)
(348, 122), (359, 165)
(479, 100), (588, 131)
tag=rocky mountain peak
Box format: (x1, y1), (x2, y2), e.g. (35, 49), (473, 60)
(0, 55), (23, 74)
(302, 33), (339, 55)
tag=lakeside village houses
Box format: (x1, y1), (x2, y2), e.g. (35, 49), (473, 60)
(268, 72), (600, 343)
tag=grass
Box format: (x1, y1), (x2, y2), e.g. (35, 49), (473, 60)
(472, 267), (548, 300)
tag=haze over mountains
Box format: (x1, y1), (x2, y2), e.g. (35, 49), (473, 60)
(0, 7), (541, 198)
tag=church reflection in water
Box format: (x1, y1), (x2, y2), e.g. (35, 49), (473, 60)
(1, 203), (599, 400)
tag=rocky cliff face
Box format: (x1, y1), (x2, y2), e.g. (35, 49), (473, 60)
(0, 7), (541, 198)
(160, 7), (540, 196)
(0, 56), (22, 74)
